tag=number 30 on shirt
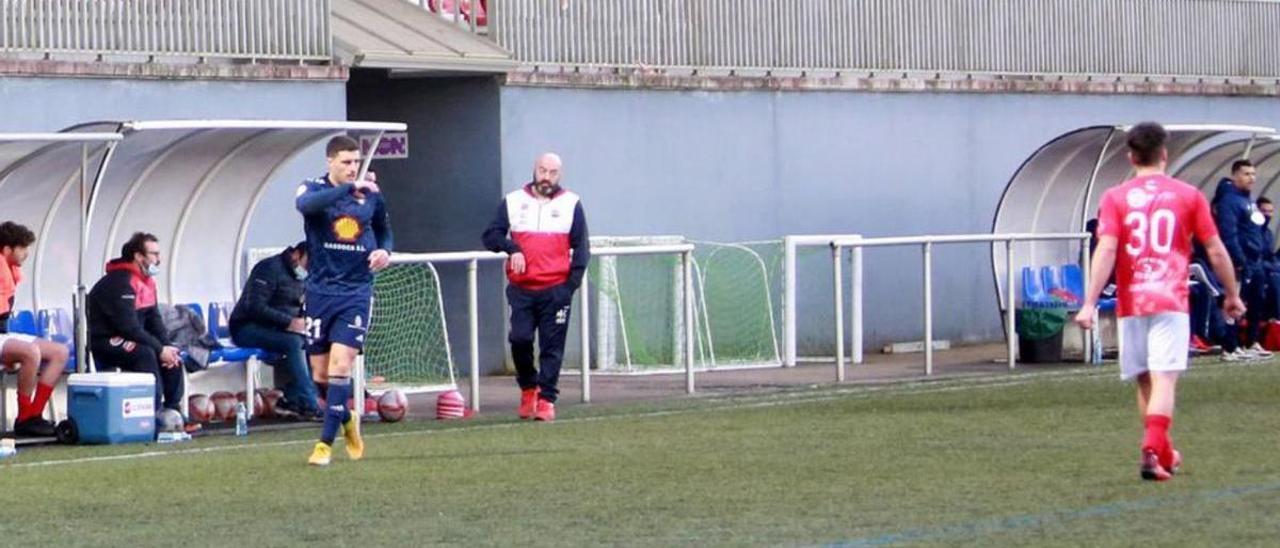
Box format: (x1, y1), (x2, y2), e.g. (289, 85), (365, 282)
(1124, 209), (1175, 256)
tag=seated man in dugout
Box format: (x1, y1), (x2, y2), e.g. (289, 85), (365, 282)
(0, 222), (69, 437)
(87, 232), (186, 421)
(230, 242), (322, 420)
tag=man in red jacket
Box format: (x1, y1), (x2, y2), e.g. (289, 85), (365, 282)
(87, 232), (184, 418)
(483, 152), (590, 422)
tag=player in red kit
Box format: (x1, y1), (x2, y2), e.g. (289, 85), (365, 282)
(1075, 122), (1246, 481)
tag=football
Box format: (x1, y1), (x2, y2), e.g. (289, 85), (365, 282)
(158, 408), (185, 432)
(188, 394), (214, 423)
(377, 389), (408, 422)
(237, 390), (265, 416)
(210, 391), (237, 421)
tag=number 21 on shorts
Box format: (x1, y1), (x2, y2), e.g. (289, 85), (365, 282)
(305, 317), (323, 340)
(1125, 209), (1175, 255)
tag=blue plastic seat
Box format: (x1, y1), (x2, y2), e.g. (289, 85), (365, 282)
(1061, 264), (1084, 299)
(1040, 265), (1061, 294)
(7, 310), (38, 335)
(208, 302), (231, 340)
(38, 308), (78, 372)
(207, 301), (267, 361)
(1021, 267), (1054, 308)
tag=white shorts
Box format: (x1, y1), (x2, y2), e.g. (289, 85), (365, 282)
(1117, 312), (1189, 381)
(0, 333), (37, 371)
(0, 333), (36, 348)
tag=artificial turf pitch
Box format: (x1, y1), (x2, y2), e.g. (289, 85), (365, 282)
(0, 359), (1276, 546)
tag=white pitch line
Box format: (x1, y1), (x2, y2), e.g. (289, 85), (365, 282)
(6, 360), (1266, 470)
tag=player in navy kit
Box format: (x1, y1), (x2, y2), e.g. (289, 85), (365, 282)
(297, 135), (393, 466)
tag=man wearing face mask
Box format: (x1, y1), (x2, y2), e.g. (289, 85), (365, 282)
(1254, 197), (1280, 321)
(88, 232), (185, 416)
(230, 241), (320, 419)
(483, 152), (590, 422)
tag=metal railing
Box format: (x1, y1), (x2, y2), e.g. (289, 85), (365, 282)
(494, 0), (1280, 79)
(0, 0), (331, 62)
(829, 233), (1090, 380)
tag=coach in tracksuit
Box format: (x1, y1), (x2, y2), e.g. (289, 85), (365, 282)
(1213, 160), (1271, 353)
(483, 152), (589, 423)
(88, 232), (184, 415)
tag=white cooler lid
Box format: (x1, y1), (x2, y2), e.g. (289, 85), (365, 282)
(67, 372), (155, 387)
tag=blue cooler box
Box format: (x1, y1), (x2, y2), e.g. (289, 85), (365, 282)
(67, 373), (156, 444)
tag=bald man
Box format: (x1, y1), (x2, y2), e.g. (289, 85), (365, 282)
(483, 153), (590, 422)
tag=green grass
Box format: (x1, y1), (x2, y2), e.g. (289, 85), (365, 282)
(1, 361), (1278, 547)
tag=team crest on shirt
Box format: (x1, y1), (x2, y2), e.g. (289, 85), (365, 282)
(1132, 257), (1169, 282)
(1126, 188), (1153, 208)
(332, 215), (362, 243)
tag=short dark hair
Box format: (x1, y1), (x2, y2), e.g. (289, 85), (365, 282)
(1127, 122), (1168, 167)
(121, 232), (158, 261)
(288, 241), (309, 257)
(1258, 197), (1273, 208)
(326, 135), (360, 158)
(1232, 159), (1255, 174)
(0, 221), (35, 250)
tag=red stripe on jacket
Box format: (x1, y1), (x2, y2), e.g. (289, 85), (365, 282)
(504, 187), (580, 290)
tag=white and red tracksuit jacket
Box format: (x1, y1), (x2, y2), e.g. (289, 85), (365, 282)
(483, 183), (590, 291)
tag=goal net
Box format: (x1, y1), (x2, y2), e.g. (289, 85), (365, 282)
(588, 236), (780, 373)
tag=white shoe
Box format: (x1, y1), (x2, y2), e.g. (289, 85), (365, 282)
(1248, 343), (1273, 359)
(1222, 348), (1250, 362)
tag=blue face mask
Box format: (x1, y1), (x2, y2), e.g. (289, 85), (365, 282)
(146, 263), (161, 277)
(294, 265), (309, 281)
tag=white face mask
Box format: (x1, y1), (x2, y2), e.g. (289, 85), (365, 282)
(294, 265), (309, 281)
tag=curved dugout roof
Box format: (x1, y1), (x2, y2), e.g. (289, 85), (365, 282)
(7, 121), (404, 312)
(991, 124), (1277, 310)
(0, 133), (122, 312)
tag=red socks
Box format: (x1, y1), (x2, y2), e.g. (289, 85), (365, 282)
(17, 382), (54, 423)
(1143, 414), (1174, 467)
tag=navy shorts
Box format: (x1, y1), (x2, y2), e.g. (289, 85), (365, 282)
(304, 292), (371, 353)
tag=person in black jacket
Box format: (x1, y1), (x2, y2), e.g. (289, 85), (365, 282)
(1255, 197), (1280, 322)
(230, 242), (320, 418)
(88, 232), (184, 415)
(1212, 160), (1273, 358)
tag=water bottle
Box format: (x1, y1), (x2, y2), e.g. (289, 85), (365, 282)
(234, 402), (248, 436)
(0, 438), (16, 459)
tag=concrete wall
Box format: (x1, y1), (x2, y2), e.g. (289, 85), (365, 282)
(346, 71), (507, 377)
(0, 75), (346, 253)
(498, 86), (1280, 356)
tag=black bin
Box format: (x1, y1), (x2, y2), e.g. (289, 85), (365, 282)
(1016, 307), (1067, 363)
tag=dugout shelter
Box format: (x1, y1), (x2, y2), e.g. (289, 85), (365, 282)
(1, 120), (406, 370)
(992, 124), (1278, 311)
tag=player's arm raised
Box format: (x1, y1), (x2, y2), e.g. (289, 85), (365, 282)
(295, 182), (354, 215)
